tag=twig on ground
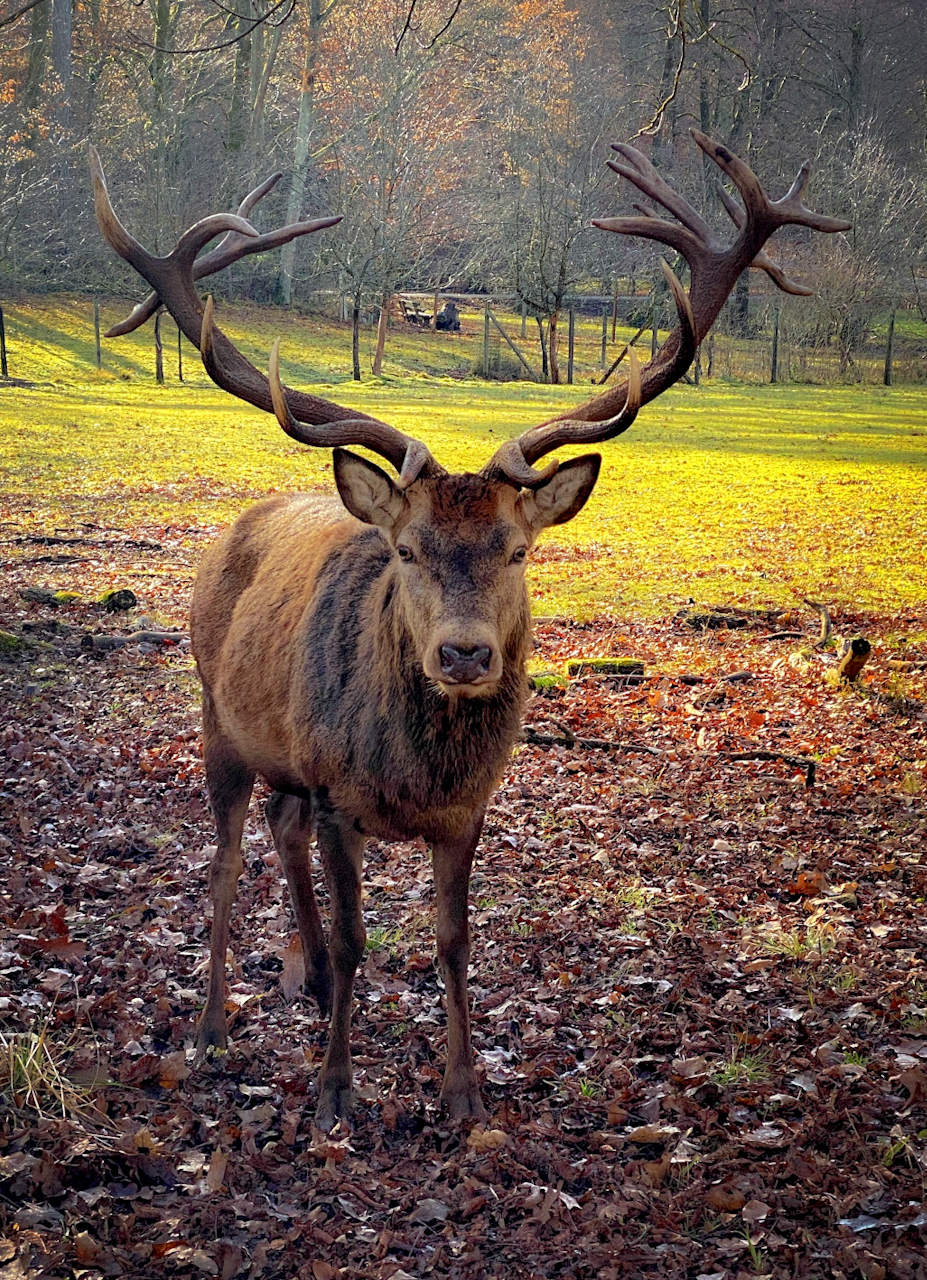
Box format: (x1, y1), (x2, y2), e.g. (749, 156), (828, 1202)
(724, 749), (816, 788)
(521, 728), (660, 756)
(80, 630), (188, 653)
(755, 631), (806, 642)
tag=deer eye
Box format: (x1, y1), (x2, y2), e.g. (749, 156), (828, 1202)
(511, 546), (528, 565)
(397, 544), (415, 563)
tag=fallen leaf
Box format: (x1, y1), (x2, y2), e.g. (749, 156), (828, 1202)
(708, 1184), (747, 1212)
(409, 1198), (449, 1224)
(742, 1198), (772, 1225)
(466, 1126), (509, 1153)
(279, 933), (305, 1001)
(628, 1124), (679, 1144)
(204, 1149), (228, 1194)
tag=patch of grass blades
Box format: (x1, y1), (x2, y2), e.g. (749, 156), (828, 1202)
(712, 1048), (771, 1088)
(365, 925), (404, 953)
(760, 923), (838, 961)
(0, 1023), (94, 1121)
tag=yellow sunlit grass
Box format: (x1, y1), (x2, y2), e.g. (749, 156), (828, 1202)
(2, 296), (925, 617)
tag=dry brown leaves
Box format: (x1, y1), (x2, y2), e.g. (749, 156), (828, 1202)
(1, 528), (927, 1279)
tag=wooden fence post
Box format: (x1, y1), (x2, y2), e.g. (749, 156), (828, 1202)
(600, 305), (608, 369)
(520, 300), (527, 339)
(93, 299), (102, 370)
(482, 300), (491, 377)
(372, 294), (390, 375)
(651, 299), (659, 360)
(567, 308), (575, 384)
(0, 306), (7, 379)
(177, 325), (184, 382)
(884, 304), (896, 387)
(770, 307), (780, 384)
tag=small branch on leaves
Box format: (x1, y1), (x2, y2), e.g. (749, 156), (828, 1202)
(81, 631), (189, 654)
(803, 598), (833, 648)
(755, 631), (806, 642)
(521, 728), (660, 757)
(725, 750), (817, 789)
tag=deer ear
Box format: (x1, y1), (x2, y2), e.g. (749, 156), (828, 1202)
(517, 454), (601, 533)
(334, 448), (407, 528)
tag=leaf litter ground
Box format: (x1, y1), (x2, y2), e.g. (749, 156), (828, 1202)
(1, 513), (927, 1280)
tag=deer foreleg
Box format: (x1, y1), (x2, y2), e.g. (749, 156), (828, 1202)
(433, 817), (487, 1122)
(314, 807), (365, 1129)
(266, 791), (333, 1015)
(197, 711), (254, 1063)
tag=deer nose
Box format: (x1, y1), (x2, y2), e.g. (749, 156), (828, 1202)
(439, 643), (493, 684)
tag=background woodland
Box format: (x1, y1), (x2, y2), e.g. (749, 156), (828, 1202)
(3, 0), (927, 374)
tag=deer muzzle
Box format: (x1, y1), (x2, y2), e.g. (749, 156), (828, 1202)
(425, 629), (502, 692)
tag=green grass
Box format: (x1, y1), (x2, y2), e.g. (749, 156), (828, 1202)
(2, 295), (926, 617)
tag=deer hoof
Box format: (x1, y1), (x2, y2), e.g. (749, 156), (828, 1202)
(193, 1024), (228, 1069)
(441, 1083), (487, 1124)
(315, 1081), (355, 1132)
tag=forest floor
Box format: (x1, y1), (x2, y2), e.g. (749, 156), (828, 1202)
(2, 303), (927, 1276)
(2, 516), (927, 1280)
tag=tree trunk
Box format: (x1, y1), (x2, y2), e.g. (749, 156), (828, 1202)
(536, 317), (549, 382)
(732, 273), (750, 337)
(351, 298), (361, 381)
(549, 309), (561, 385)
(24, 0), (49, 109)
(280, 0), (338, 305)
(251, 19), (283, 145)
(51, 0), (72, 129)
(228, 1), (253, 152)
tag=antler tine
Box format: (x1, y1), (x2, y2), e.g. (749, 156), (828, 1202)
(609, 142), (715, 242)
(484, 129), (850, 477)
(261, 328), (443, 486)
(716, 184), (814, 297)
(103, 162), (343, 338)
(92, 149), (442, 483)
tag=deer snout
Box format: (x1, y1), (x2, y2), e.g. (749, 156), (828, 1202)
(439, 643), (493, 684)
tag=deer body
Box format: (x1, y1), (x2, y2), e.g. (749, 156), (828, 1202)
(189, 458), (595, 1123)
(193, 486), (530, 843)
(91, 129), (848, 1127)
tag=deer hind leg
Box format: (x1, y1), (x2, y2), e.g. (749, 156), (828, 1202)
(196, 696), (254, 1064)
(432, 816), (487, 1122)
(314, 804), (365, 1130)
(265, 791), (333, 1016)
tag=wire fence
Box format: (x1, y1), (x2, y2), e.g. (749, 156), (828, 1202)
(377, 291), (927, 387)
(1, 290), (924, 388)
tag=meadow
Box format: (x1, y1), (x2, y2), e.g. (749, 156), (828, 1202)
(2, 294), (925, 617)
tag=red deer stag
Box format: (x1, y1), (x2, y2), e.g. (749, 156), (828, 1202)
(91, 133), (849, 1127)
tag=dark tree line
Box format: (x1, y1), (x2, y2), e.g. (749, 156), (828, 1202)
(1, 0), (926, 376)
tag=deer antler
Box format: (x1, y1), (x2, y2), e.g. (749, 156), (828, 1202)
(485, 129), (851, 484)
(90, 148), (444, 484)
